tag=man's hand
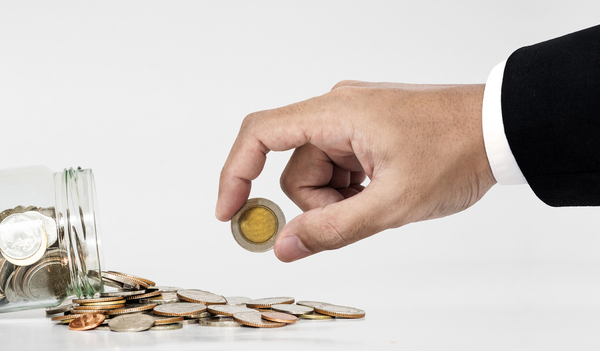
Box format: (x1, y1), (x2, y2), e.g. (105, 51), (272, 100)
(216, 81), (496, 262)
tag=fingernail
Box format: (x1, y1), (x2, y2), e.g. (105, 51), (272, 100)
(274, 235), (312, 262)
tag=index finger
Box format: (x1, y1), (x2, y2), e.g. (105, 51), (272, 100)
(215, 96), (328, 221)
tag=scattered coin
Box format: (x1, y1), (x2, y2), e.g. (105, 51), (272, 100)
(101, 272), (141, 290)
(208, 304), (258, 316)
(271, 304), (314, 316)
(140, 292), (179, 305)
(246, 297), (294, 308)
(314, 305), (366, 319)
(45, 298), (75, 316)
(51, 313), (85, 322)
(69, 313), (105, 331)
(261, 311), (298, 324)
(231, 198), (286, 252)
(153, 302), (207, 316)
(100, 289), (147, 297)
(186, 311), (211, 319)
(149, 323), (183, 331)
(74, 303), (125, 310)
(233, 311), (286, 328)
(296, 301), (332, 309)
(176, 289), (226, 305)
(107, 271), (155, 287)
(299, 313), (334, 320)
(225, 296), (251, 305)
(147, 286), (181, 293)
(108, 313), (155, 332)
(198, 316), (242, 327)
(77, 299), (126, 306)
(180, 318), (200, 325)
(152, 315), (184, 325)
(107, 303), (157, 316)
(73, 296), (124, 304)
(125, 290), (162, 300)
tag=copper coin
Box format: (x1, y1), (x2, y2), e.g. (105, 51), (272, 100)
(107, 303), (157, 316)
(69, 313), (106, 331)
(233, 311), (285, 328)
(125, 290), (162, 300)
(261, 311), (298, 324)
(74, 303), (125, 310)
(51, 313), (85, 322)
(73, 296), (124, 304)
(246, 297), (294, 308)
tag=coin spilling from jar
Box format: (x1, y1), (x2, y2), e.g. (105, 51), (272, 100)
(46, 270), (365, 332)
(0, 206), (68, 307)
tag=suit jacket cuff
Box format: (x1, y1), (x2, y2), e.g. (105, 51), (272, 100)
(482, 60), (527, 185)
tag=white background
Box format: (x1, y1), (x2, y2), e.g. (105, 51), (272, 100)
(1, 1), (600, 350)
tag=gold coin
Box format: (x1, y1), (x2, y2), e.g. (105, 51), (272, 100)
(299, 313), (334, 320)
(78, 299), (126, 306)
(231, 198), (286, 253)
(125, 290), (162, 300)
(106, 303), (157, 316)
(73, 296), (124, 304)
(51, 313), (85, 322)
(74, 303), (125, 310)
(314, 305), (365, 319)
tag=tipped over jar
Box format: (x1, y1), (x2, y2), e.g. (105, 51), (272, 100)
(0, 166), (103, 313)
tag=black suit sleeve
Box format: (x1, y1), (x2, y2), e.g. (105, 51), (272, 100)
(501, 25), (600, 206)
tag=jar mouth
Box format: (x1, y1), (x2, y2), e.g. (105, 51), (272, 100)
(54, 168), (103, 298)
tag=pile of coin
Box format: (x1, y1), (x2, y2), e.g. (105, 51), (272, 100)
(0, 206), (68, 308)
(46, 271), (365, 332)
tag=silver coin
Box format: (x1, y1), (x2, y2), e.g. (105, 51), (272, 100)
(246, 297), (295, 308)
(296, 300), (332, 309)
(0, 209), (13, 222)
(233, 311), (286, 328)
(108, 313), (155, 332)
(100, 289), (147, 297)
(180, 318), (199, 325)
(139, 292), (179, 305)
(153, 302), (207, 316)
(149, 322), (183, 331)
(230, 198), (286, 253)
(271, 304), (314, 316)
(208, 304), (258, 316)
(101, 272), (141, 290)
(11, 206), (25, 214)
(198, 316), (243, 327)
(93, 325), (112, 331)
(22, 257), (70, 301)
(0, 213), (45, 260)
(225, 296), (251, 305)
(186, 311), (210, 319)
(45, 298), (75, 315)
(22, 211), (57, 248)
(4, 272), (22, 303)
(177, 289), (226, 305)
(0, 257), (14, 293)
(147, 286), (182, 293)
(314, 304), (366, 318)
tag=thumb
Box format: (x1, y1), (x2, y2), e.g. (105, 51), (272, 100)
(274, 180), (396, 262)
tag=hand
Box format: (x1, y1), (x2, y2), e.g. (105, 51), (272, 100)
(216, 81), (496, 262)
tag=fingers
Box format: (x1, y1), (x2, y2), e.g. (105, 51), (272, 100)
(280, 144), (366, 212)
(274, 178), (395, 262)
(216, 96), (338, 221)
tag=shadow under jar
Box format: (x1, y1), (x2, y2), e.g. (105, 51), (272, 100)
(0, 166), (103, 313)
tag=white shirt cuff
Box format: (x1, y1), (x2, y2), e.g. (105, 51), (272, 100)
(482, 60), (527, 185)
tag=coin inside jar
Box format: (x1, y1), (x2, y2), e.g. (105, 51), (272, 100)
(231, 198), (285, 253)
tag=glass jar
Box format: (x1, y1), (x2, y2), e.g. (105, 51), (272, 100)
(0, 166), (103, 313)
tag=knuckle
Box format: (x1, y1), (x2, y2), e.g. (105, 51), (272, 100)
(331, 80), (360, 91)
(240, 112), (260, 132)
